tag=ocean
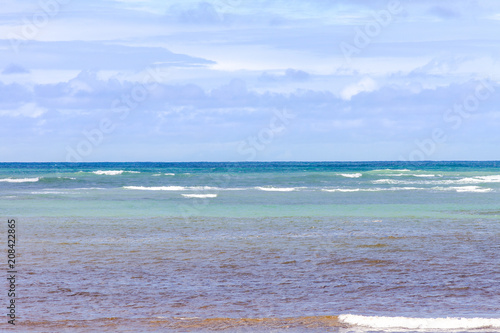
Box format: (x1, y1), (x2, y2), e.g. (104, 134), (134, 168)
(1, 161), (499, 332)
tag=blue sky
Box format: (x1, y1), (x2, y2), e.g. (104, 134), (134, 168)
(1, 0), (500, 161)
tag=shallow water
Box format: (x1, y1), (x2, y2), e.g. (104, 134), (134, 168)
(1, 162), (499, 332)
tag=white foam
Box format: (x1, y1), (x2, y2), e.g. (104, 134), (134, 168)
(182, 194), (217, 198)
(164, 173), (175, 176)
(394, 187), (421, 191)
(123, 186), (218, 191)
(255, 187), (296, 192)
(433, 186), (493, 193)
(340, 173), (362, 178)
(413, 174), (435, 177)
(93, 170), (124, 175)
(338, 314), (500, 330)
(124, 186), (186, 191)
(0, 177), (39, 183)
(188, 186), (219, 191)
(372, 169), (411, 173)
(322, 187), (420, 193)
(92, 170), (139, 175)
(322, 188), (361, 192)
(373, 179), (405, 185)
(457, 175), (500, 184)
(373, 178), (489, 186)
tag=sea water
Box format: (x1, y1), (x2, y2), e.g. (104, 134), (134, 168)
(0, 162), (499, 332)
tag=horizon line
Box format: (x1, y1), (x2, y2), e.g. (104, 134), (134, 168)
(1, 160), (500, 163)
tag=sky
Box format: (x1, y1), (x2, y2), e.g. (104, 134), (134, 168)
(1, 0), (500, 162)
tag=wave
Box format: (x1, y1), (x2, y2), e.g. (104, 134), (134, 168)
(338, 314), (500, 330)
(92, 170), (140, 175)
(323, 188), (361, 192)
(433, 186), (493, 193)
(123, 186), (218, 191)
(182, 194), (217, 198)
(39, 177), (76, 183)
(0, 177), (39, 183)
(322, 187), (419, 192)
(457, 175), (500, 184)
(30, 191), (69, 195)
(255, 186), (296, 192)
(340, 173), (362, 178)
(373, 179), (410, 185)
(124, 186), (186, 191)
(323, 186), (492, 193)
(375, 175), (500, 186)
(370, 169), (412, 173)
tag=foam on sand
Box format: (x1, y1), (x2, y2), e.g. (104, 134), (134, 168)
(338, 314), (500, 330)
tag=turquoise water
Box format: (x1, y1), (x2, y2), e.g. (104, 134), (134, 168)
(1, 162), (499, 332)
(2, 161), (500, 218)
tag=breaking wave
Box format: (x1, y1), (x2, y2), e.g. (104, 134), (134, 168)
(338, 314), (500, 330)
(0, 177), (39, 183)
(182, 194), (218, 198)
(92, 170), (140, 175)
(255, 187), (296, 192)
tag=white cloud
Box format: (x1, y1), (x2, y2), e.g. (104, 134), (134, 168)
(1, 0), (500, 161)
(0, 103), (47, 118)
(340, 77), (378, 100)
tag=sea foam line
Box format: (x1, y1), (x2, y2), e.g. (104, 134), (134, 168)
(124, 186), (186, 191)
(322, 187), (419, 192)
(338, 314), (500, 330)
(374, 175), (500, 185)
(182, 194), (217, 198)
(123, 186), (219, 191)
(0, 177), (39, 183)
(255, 187), (296, 192)
(433, 186), (493, 193)
(92, 170), (140, 175)
(457, 175), (500, 183)
(339, 173), (362, 178)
